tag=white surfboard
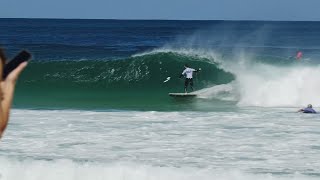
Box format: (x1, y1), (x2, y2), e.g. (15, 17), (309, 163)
(169, 93), (197, 97)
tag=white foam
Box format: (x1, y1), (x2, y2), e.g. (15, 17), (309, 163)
(195, 82), (237, 101)
(132, 47), (221, 65)
(0, 157), (316, 180)
(234, 63), (320, 107)
(1, 109), (320, 178)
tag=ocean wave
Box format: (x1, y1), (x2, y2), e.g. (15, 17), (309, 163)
(12, 47), (320, 109)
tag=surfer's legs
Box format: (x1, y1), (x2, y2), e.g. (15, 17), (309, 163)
(184, 79), (189, 93)
(190, 78), (194, 91)
(184, 78), (193, 93)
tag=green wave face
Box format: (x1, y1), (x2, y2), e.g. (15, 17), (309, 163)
(14, 52), (234, 110)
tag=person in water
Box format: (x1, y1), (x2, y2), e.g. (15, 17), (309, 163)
(296, 51), (303, 60)
(0, 49), (28, 139)
(298, 104), (316, 113)
(179, 64), (201, 93)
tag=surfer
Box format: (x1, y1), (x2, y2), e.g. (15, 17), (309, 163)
(0, 49), (28, 139)
(298, 104), (316, 113)
(179, 64), (201, 93)
(296, 51), (303, 60)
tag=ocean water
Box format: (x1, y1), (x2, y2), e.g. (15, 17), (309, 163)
(1, 18), (320, 179)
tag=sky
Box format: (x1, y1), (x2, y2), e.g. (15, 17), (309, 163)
(1, 0), (320, 21)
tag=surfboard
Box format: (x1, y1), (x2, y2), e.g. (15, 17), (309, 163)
(169, 93), (197, 97)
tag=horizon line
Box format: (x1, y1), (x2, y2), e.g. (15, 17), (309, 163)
(1, 17), (320, 22)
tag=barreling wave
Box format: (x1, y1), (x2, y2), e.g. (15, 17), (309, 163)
(14, 51), (233, 110)
(14, 46), (320, 110)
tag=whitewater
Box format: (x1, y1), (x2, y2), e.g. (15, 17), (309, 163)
(1, 109), (320, 180)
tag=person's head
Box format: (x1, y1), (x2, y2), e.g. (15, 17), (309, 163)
(184, 64), (189, 68)
(308, 104), (312, 108)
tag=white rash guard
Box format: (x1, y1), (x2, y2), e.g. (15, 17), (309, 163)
(182, 68), (196, 79)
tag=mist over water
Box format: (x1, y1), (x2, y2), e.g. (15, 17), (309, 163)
(151, 22), (320, 108)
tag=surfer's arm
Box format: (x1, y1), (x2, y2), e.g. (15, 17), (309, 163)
(0, 58), (27, 138)
(194, 68), (201, 73)
(180, 69), (187, 78)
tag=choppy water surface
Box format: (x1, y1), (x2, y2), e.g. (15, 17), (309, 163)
(0, 109), (319, 179)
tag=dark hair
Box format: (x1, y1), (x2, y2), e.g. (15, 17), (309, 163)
(184, 64), (189, 67)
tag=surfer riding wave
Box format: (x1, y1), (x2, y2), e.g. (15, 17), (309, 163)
(179, 64), (201, 93)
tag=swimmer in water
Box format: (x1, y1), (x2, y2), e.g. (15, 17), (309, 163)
(298, 104), (316, 113)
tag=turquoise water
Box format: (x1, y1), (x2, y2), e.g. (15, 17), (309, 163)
(14, 52), (233, 110)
